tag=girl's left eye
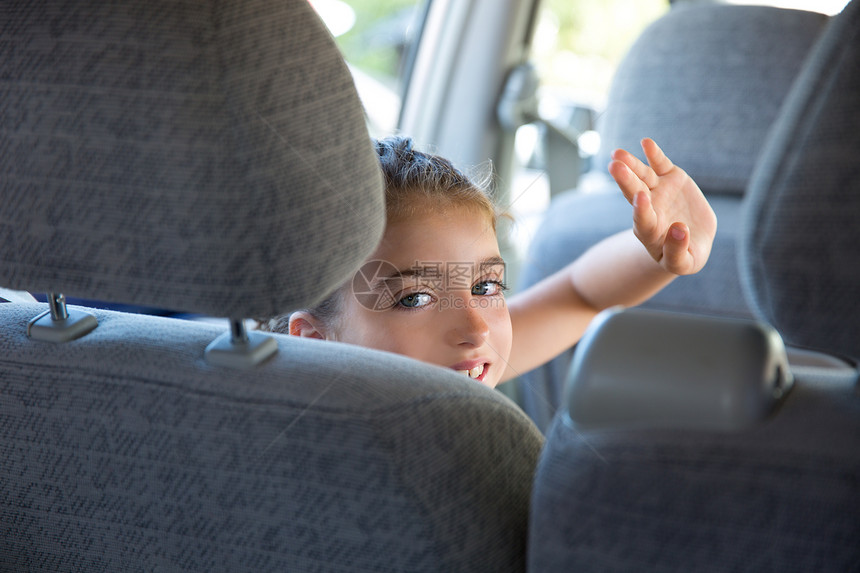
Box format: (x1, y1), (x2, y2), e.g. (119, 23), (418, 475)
(471, 280), (507, 296)
(398, 292), (433, 308)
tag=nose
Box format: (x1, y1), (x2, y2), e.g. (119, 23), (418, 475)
(446, 297), (490, 347)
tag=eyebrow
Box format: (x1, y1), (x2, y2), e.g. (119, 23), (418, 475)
(478, 256), (506, 270)
(369, 256), (507, 290)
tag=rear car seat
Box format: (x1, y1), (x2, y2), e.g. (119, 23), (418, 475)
(516, 4), (828, 431)
(528, 2), (860, 569)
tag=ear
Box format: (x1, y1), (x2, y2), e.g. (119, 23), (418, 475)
(288, 311), (330, 340)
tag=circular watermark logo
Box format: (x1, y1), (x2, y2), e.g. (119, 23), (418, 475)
(352, 259), (401, 311)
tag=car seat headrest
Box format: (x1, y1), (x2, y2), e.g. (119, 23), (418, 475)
(564, 307), (793, 433)
(596, 4), (827, 195)
(0, 0), (385, 319)
(739, 0), (860, 360)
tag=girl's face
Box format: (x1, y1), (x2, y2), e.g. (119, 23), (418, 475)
(332, 205), (513, 388)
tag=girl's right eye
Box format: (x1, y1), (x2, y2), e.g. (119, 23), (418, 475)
(397, 292), (433, 309)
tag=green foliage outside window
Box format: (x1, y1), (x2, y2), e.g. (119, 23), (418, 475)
(534, 0), (669, 104)
(332, 0), (669, 104)
(333, 0), (422, 88)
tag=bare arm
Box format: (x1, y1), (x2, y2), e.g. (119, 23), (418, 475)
(501, 139), (717, 382)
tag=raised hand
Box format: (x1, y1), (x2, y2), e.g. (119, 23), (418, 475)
(608, 138), (717, 275)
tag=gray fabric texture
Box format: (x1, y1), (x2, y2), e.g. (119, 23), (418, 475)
(0, 0), (385, 319)
(596, 4), (827, 195)
(529, 367), (860, 572)
(0, 303), (544, 572)
(739, 0), (860, 361)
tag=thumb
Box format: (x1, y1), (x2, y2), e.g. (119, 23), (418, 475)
(662, 222), (692, 274)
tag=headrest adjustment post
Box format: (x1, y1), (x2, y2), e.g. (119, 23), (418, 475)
(205, 319), (278, 369)
(230, 319), (250, 345)
(28, 293), (98, 343)
(48, 292), (69, 321)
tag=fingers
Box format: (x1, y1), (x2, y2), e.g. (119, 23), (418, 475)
(641, 138), (674, 176)
(608, 159), (646, 206)
(611, 147), (659, 190)
(610, 138), (675, 187)
(662, 222), (693, 274)
(633, 190), (693, 273)
(631, 191), (658, 244)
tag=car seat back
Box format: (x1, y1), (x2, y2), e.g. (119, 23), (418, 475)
(0, 1), (544, 570)
(528, 2), (860, 570)
(596, 3), (828, 195)
(516, 3), (827, 432)
(739, 0), (860, 362)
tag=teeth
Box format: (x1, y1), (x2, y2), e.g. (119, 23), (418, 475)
(455, 364), (486, 379)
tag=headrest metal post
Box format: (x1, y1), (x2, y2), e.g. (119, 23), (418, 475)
(230, 319), (250, 345)
(27, 292), (98, 343)
(48, 292), (69, 321)
(205, 319), (278, 369)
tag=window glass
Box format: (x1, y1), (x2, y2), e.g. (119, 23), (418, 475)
(724, 0), (849, 15)
(508, 0), (669, 259)
(309, 0), (427, 136)
(507, 0), (849, 261)
(532, 0), (668, 112)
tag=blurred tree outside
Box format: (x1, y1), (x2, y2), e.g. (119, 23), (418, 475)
(533, 0), (669, 109)
(320, 0), (669, 137)
(332, 0), (424, 91)
(327, 0), (668, 110)
(505, 0), (669, 273)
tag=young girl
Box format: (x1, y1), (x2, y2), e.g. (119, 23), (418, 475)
(262, 136), (717, 388)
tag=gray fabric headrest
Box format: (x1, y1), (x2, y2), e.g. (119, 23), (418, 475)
(0, 0), (385, 319)
(740, 0), (860, 360)
(596, 4), (826, 195)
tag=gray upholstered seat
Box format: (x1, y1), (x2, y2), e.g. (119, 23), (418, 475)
(528, 1), (860, 570)
(517, 4), (828, 432)
(0, 1), (543, 570)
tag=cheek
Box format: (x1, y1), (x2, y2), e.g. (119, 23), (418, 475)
(486, 304), (513, 355)
(375, 314), (445, 361)
(335, 305), (428, 356)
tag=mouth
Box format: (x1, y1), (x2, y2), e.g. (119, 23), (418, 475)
(452, 362), (488, 382)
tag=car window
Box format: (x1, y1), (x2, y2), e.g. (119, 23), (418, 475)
(723, 0), (849, 14)
(309, 0), (429, 136)
(506, 0), (848, 261)
(507, 0), (669, 260)
(532, 0), (668, 117)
